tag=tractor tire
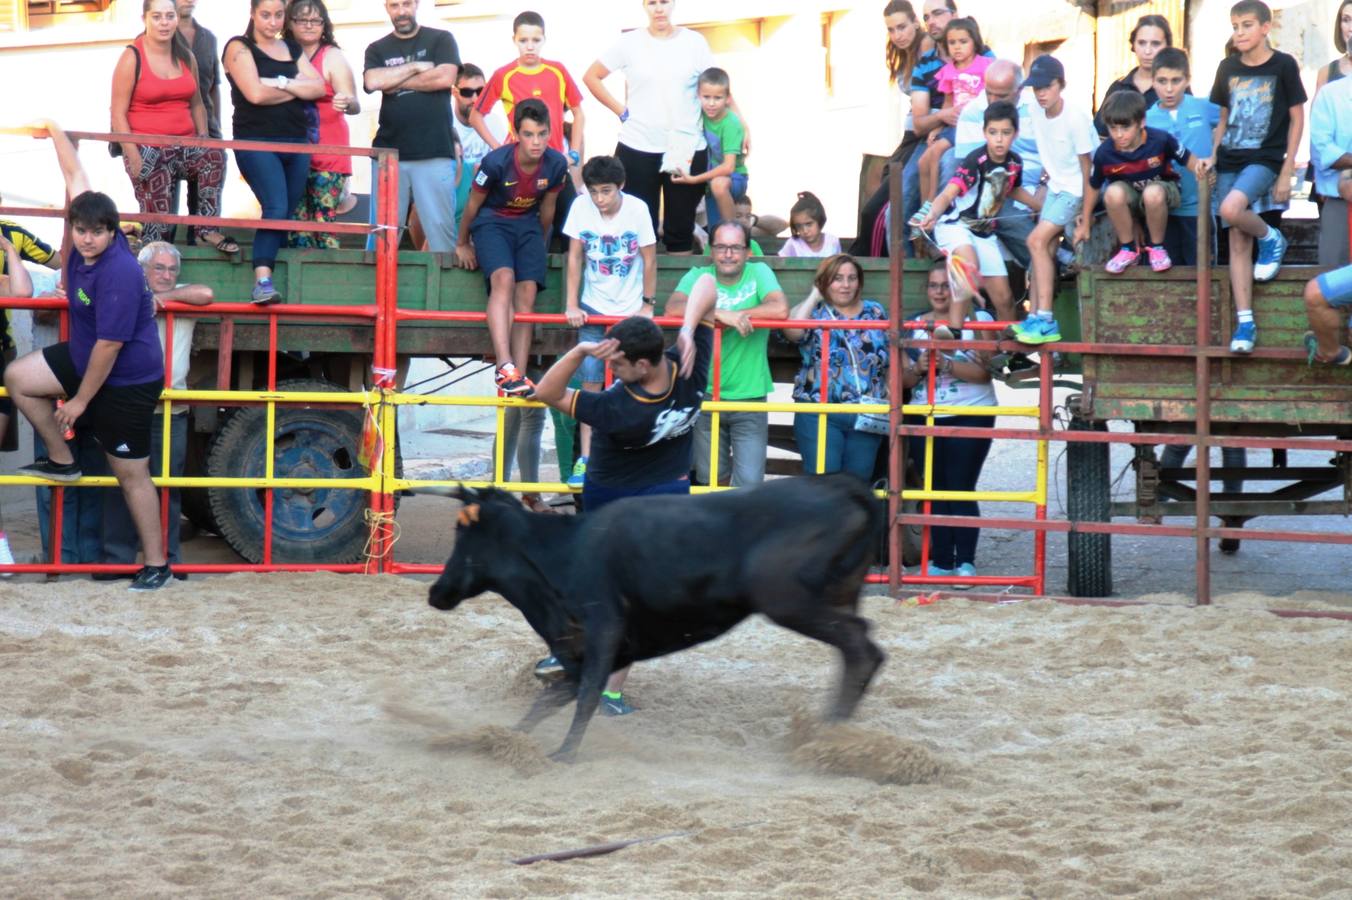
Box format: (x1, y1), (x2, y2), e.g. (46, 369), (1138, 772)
(1066, 412), (1113, 597)
(205, 379), (398, 564)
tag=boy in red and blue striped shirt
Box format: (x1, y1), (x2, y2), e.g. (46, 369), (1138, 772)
(1073, 90), (1208, 274)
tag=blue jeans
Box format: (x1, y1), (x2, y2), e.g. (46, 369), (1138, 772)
(705, 172), (749, 230)
(235, 141), (310, 269)
(35, 430), (108, 564)
(793, 411), (883, 481)
(901, 150), (922, 258)
(582, 475), (689, 513)
(693, 405), (767, 487)
(906, 414), (994, 569)
(102, 413), (186, 565)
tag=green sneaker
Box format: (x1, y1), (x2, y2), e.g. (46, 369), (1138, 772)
(1013, 316), (1061, 345)
(566, 456), (587, 489)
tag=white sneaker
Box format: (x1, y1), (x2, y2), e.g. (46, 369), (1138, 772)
(0, 532), (14, 578)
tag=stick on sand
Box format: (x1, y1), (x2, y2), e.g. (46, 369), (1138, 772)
(509, 820), (765, 866)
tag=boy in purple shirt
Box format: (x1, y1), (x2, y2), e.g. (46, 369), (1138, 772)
(4, 121), (172, 591)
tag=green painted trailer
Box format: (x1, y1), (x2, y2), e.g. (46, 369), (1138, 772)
(1064, 266), (1352, 597)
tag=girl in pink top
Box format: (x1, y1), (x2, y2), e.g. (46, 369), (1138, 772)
(914, 18), (991, 223)
(285, 0), (361, 249)
(110, 0), (232, 254)
(777, 192), (842, 258)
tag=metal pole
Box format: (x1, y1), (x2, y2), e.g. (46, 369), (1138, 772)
(1194, 179), (1213, 604)
(886, 161), (905, 596)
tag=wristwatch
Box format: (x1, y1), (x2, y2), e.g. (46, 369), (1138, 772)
(277, 75), (290, 90)
(642, 296), (655, 305)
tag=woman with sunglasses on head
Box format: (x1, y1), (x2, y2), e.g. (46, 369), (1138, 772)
(284, 0), (359, 249)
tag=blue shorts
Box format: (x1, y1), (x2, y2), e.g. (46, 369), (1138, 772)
(1213, 164), (1278, 214)
(936, 125), (956, 145)
(705, 172), (749, 228)
(1315, 264), (1352, 309)
(1040, 190), (1082, 229)
(470, 214), (548, 288)
(582, 475), (690, 513)
(577, 322), (609, 383)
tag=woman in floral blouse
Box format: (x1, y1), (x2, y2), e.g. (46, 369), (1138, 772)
(783, 254), (889, 480)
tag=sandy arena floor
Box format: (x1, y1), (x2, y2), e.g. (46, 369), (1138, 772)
(1, 573), (1350, 898)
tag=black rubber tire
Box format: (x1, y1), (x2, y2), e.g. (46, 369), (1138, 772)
(179, 419), (220, 536)
(205, 379), (397, 564)
(1066, 413), (1113, 597)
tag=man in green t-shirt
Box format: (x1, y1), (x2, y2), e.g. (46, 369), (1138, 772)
(666, 221), (787, 487)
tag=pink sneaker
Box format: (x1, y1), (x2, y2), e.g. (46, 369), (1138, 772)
(1104, 247), (1140, 274)
(1147, 245), (1173, 272)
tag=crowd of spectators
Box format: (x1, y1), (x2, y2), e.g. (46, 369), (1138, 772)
(5, 0), (1352, 600)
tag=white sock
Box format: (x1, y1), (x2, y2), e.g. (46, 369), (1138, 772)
(1038, 309), (1054, 321)
(1237, 310), (1254, 325)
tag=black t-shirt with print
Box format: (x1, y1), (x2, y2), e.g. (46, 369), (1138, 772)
(940, 147), (1023, 235)
(364, 27), (460, 161)
(1209, 50), (1306, 173)
(570, 324), (713, 489)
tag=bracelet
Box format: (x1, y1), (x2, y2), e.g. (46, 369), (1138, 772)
(619, 107), (630, 123)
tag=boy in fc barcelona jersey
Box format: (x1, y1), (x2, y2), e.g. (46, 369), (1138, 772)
(454, 98), (569, 395)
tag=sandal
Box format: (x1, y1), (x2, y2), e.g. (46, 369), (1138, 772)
(199, 230), (241, 256)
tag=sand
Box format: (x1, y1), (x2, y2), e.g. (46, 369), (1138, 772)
(1, 573), (1350, 898)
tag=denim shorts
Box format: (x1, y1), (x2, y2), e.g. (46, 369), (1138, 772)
(1213, 164), (1278, 214)
(1040, 190), (1082, 228)
(1316, 263), (1352, 309)
(577, 323), (608, 383)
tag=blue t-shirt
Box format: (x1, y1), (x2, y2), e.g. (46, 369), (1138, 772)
(569, 324), (713, 489)
(1088, 126), (1191, 192)
(1146, 96), (1220, 217)
(471, 143), (569, 220)
(64, 230), (163, 386)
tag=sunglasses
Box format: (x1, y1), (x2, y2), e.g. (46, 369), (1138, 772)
(457, 86), (484, 98)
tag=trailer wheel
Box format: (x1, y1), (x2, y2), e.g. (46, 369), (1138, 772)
(1066, 411), (1113, 597)
(206, 379), (397, 564)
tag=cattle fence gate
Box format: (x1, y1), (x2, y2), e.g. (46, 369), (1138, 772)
(0, 130), (1348, 620)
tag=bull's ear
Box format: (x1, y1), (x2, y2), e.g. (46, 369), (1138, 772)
(456, 504), (481, 527)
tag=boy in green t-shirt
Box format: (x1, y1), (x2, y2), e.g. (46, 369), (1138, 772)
(665, 222), (788, 487)
(671, 68), (748, 230)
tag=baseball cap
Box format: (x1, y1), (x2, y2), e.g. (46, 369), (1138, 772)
(1021, 55), (1065, 90)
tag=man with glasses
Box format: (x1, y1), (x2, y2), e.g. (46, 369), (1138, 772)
(363, 0), (460, 252)
(98, 242), (215, 579)
(665, 221), (788, 487)
(450, 63), (507, 238)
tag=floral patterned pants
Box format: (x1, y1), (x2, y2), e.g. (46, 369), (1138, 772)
(291, 169), (348, 250)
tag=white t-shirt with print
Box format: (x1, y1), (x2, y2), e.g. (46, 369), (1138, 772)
(598, 27), (714, 154)
(563, 192), (658, 317)
(453, 109), (508, 169)
(909, 311), (998, 407)
(1027, 102), (1099, 196)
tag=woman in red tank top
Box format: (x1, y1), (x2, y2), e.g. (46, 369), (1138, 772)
(111, 0), (234, 255)
(285, 0), (361, 249)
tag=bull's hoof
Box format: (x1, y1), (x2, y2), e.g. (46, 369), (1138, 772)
(534, 654), (566, 684)
(548, 747), (578, 764)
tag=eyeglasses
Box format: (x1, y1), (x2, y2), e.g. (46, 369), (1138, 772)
(711, 244), (748, 254)
(291, 17), (324, 27)
(927, 281), (950, 291)
(457, 86), (484, 97)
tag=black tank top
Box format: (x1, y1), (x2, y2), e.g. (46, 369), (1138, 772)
(225, 36), (308, 140)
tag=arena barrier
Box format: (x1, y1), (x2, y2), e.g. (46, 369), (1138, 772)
(1, 130), (1349, 617)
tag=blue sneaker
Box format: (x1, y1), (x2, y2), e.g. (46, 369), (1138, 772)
(566, 456), (587, 489)
(918, 565), (954, 580)
(600, 691), (634, 716)
(1253, 229), (1287, 282)
(1012, 316), (1062, 346)
(1229, 321), (1257, 354)
(251, 277), (281, 305)
(534, 655), (564, 683)
(956, 562), (977, 578)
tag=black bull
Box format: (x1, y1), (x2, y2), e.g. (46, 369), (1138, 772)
(428, 474), (887, 761)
